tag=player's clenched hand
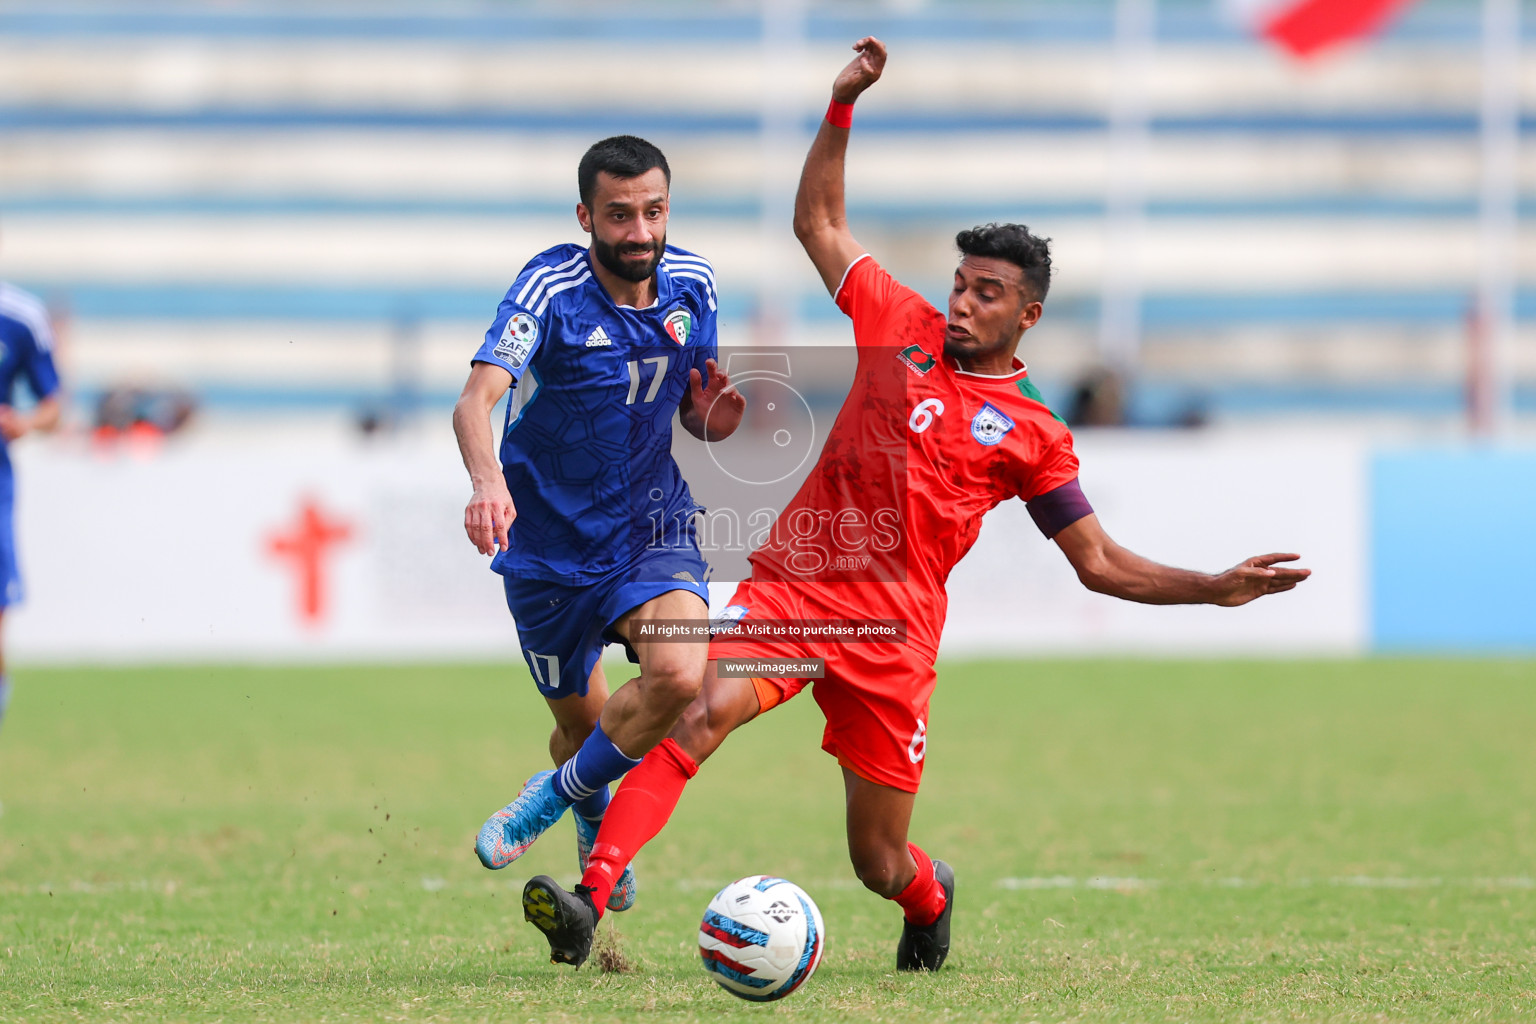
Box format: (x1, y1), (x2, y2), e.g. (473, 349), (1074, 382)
(465, 483), (515, 556)
(0, 406), (29, 441)
(1209, 553), (1311, 607)
(689, 358), (746, 441)
(832, 36), (887, 104)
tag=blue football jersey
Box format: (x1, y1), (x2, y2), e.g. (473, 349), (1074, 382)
(0, 284), (61, 470)
(471, 243), (718, 584)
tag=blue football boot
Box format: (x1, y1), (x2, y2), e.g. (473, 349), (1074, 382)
(574, 812), (638, 912)
(475, 770), (570, 870)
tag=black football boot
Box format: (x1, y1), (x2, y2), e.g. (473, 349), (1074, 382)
(895, 859), (955, 971)
(522, 875), (599, 968)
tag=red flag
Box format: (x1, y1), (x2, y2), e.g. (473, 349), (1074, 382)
(1230, 0), (1420, 58)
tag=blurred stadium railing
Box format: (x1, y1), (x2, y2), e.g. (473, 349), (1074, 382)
(1, 0), (1531, 428)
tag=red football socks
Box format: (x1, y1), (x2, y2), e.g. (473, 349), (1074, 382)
(580, 737), (699, 918)
(892, 842), (946, 926)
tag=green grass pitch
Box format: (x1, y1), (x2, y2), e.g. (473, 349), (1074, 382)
(2, 659), (1534, 1022)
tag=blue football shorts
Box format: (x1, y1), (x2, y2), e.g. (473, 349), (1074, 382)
(503, 540), (711, 700)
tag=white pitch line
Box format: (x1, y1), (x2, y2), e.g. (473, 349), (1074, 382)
(995, 876), (1159, 891)
(5, 874), (1532, 899)
(993, 876), (1536, 891)
(995, 875), (1079, 890)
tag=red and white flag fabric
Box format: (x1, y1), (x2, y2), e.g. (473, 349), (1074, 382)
(1224, 0), (1421, 58)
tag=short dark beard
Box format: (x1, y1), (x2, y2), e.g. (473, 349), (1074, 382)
(944, 292), (1030, 365)
(943, 330), (1013, 365)
(592, 233), (665, 283)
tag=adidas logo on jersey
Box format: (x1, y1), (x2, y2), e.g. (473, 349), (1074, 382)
(585, 326), (612, 347)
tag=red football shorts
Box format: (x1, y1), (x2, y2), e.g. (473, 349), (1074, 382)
(709, 580), (936, 793)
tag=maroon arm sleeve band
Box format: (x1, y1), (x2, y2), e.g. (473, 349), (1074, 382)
(1026, 478), (1094, 539)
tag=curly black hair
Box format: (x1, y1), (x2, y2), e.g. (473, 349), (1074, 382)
(955, 223), (1052, 303)
(578, 136), (671, 208)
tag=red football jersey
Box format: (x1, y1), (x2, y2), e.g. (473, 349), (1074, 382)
(747, 255), (1084, 660)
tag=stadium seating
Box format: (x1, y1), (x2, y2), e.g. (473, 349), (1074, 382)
(0, 1), (1529, 425)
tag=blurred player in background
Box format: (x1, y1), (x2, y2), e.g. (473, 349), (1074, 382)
(521, 39), (1311, 970)
(0, 256), (63, 735)
(453, 136), (744, 912)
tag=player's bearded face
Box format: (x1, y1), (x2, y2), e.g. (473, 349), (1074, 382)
(943, 314), (1018, 362)
(582, 169), (672, 285)
(945, 257), (1035, 362)
(592, 230), (666, 283)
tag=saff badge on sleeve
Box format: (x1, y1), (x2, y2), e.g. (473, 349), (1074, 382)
(494, 311), (540, 369)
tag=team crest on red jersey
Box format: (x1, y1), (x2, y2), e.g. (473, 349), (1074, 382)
(970, 402), (1015, 446)
(897, 343), (937, 375)
(663, 308), (692, 346)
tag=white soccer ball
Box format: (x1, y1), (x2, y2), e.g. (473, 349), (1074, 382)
(698, 875), (825, 1001)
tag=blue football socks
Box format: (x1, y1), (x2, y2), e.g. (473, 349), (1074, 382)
(572, 785), (611, 823)
(551, 724), (641, 808)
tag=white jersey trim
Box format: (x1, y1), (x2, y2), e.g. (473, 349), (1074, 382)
(661, 254), (718, 311)
(834, 253), (872, 300)
(664, 269), (717, 311)
(954, 360), (1029, 380)
(0, 283), (54, 352)
(532, 271), (593, 318)
(662, 252), (714, 273)
(515, 251), (588, 310)
(505, 364), (542, 429)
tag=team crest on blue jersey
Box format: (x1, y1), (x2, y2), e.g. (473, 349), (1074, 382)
(494, 312), (539, 368)
(970, 402), (1014, 446)
(663, 308), (692, 346)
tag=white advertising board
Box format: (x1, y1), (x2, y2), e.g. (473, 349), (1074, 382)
(6, 431), (1364, 663)
(940, 432), (1365, 656)
(8, 435), (518, 662)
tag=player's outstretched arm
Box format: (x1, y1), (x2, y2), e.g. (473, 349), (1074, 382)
(793, 36), (887, 295)
(452, 361), (517, 555)
(679, 358), (746, 442)
(1052, 514), (1311, 607)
